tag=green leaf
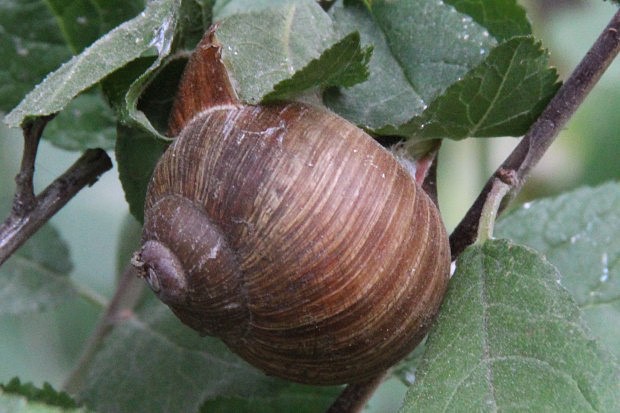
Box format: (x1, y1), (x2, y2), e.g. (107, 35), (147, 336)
(391, 339), (428, 387)
(213, 0), (304, 19)
(44, 0), (144, 53)
(1, 378), (78, 409)
(324, 1), (425, 132)
(263, 32), (371, 102)
(43, 91), (116, 151)
(497, 182), (620, 359)
(0, 392), (86, 412)
(118, 17), (180, 137)
(325, 1), (558, 141)
(102, 52), (184, 139)
(100, 57), (156, 123)
(368, 0), (497, 103)
(132, 57), (188, 134)
(77, 299), (340, 413)
(4, 0), (180, 129)
(325, 0), (496, 133)
(201, 385), (338, 413)
(0, 0), (72, 112)
(0, 1), (120, 150)
(444, 0), (531, 41)
(177, 0), (215, 49)
(216, 0), (359, 104)
(115, 125), (169, 223)
(386, 37), (560, 139)
(402, 240), (620, 412)
(0, 224), (77, 315)
(115, 214), (144, 277)
(112, 57), (186, 223)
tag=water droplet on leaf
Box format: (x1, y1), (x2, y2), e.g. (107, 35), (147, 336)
(600, 252), (609, 283)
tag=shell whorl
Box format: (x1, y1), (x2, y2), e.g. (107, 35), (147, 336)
(137, 194), (248, 338)
(141, 101), (450, 384)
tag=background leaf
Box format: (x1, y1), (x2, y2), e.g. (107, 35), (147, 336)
(178, 0), (216, 49)
(0, 224), (76, 315)
(0, 391), (86, 413)
(115, 125), (169, 223)
(201, 386), (338, 413)
(0, 0), (71, 112)
(325, 0), (496, 133)
(77, 299), (340, 413)
(44, 0), (145, 53)
(101, 0), (203, 138)
(402, 240), (620, 412)
(3, 0), (180, 128)
(324, 0), (427, 132)
(386, 37), (559, 139)
(325, 0), (558, 141)
(497, 182), (620, 358)
(34, 0), (147, 150)
(213, 0), (308, 20)
(1, 377), (78, 409)
(116, 9), (178, 138)
(262, 32), (371, 102)
(570, 87), (620, 187)
(43, 92), (116, 151)
(444, 0), (531, 41)
(100, 57), (156, 124)
(111, 56), (188, 225)
(0, 0), (139, 150)
(215, 0), (357, 104)
(366, 0), (496, 103)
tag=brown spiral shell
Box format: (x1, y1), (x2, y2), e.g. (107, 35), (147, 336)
(132, 27), (450, 385)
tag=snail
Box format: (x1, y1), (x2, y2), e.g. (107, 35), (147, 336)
(131, 26), (451, 385)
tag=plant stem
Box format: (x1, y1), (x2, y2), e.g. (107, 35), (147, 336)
(63, 264), (145, 394)
(12, 117), (51, 216)
(420, 146), (440, 207)
(74, 283), (110, 309)
(326, 373), (387, 413)
(0, 148), (113, 266)
(449, 9), (620, 260)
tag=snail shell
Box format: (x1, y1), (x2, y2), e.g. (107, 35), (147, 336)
(132, 27), (450, 385)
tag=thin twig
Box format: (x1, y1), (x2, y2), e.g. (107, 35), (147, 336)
(11, 116), (53, 216)
(0, 148), (113, 266)
(419, 144), (440, 206)
(74, 282), (110, 309)
(326, 373), (387, 413)
(449, 9), (620, 260)
(63, 264), (145, 394)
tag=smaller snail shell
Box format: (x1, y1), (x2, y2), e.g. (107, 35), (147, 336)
(137, 195), (247, 337)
